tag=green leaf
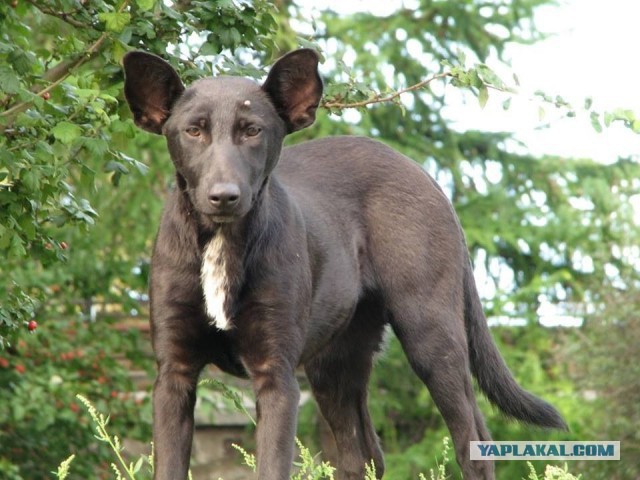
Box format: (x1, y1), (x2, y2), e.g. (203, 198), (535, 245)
(538, 106), (546, 122)
(611, 108), (635, 122)
(584, 97), (593, 110)
(12, 402), (26, 422)
(476, 64), (505, 90)
(0, 65), (21, 94)
(9, 50), (34, 76)
(21, 170), (39, 192)
(98, 12), (132, 32)
(590, 112), (602, 133)
(9, 234), (27, 258)
(18, 215), (36, 240)
(52, 121), (82, 144)
(136, 0), (156, 10)
(604, 111), (613, 127)
(468, 68), (483, 88)
(104, 160), (129, 174)
(82, 137), (109, 157)
(132, 456), (144, 474)
(478, 85), (489, 109)
(51, 215), (67, 227)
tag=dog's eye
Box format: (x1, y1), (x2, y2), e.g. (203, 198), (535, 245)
(185, 126), (201, 137)
(245, 125), (262, 137)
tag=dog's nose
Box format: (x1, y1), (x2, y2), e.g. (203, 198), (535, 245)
(208, 183), (241, 209)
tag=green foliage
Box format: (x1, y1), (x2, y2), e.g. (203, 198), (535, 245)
(54, 454), (76, 480)
(300, 6), (638, 475)
(526, 462), (582, 480)
(0, 1), (284, 476)
(1, 0), (638, 479)
(533, 91), (640, 134)
(0, 315), (151, 479)
(232, 443), (257, 474)
(60, 394), (582, 480)
(362, 332), (573, 479)
(0, 0), (281, 348)
(308, 1), (640, 321)
(199, 377), (256, 425)
(291, 438), (336, 480)
(62, 395), (340, 480)
(567, 289), (640, 479)
(76, 394), (153, 480)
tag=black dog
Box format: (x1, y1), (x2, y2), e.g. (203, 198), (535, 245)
(123, 49), (566, 480)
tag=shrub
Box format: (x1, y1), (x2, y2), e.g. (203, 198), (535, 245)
(0, 315), (151, 479)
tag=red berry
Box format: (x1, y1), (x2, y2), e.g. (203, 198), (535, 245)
(15, 364), (26, 374)
(60, 241), (68, 250)
(27, 320), (37, 332)
(42, 92), (51, 100)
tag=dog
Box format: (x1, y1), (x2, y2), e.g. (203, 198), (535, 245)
(122, 49), (566, 480)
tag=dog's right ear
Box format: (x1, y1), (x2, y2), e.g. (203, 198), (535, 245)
(123, 52), (185, 134)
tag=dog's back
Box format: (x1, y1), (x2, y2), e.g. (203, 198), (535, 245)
(278, 134), (465, 299)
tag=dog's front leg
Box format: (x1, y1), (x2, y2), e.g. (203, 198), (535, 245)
(149, 298), (205, 479)
(250, 364), (301, 479)
(152, 361), (200, 480)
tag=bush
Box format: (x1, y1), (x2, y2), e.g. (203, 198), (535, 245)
(0, 315), (151, 479)
(55, 389), (582, 480)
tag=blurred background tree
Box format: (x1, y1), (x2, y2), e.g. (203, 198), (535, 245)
(1, 0), (638, 478)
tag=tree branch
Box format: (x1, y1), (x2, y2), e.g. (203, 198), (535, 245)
(0, 1), (130, 131)
(321, 72), (451, 110)
(25, 0), (87, 29)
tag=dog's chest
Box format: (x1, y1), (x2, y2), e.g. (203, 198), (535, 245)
(200, 235), (233, 330)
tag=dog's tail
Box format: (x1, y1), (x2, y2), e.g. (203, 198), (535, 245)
(463, 262), (568, 430)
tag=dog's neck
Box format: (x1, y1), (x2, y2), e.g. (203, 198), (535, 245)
(178, 174), (284, 330)
(200, 232), (237, 330)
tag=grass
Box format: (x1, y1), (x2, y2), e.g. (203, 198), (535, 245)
(55, 392), (580, 480)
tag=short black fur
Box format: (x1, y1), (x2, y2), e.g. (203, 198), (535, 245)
(123, 49), (566, 480)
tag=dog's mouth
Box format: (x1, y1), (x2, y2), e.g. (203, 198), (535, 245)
(207, 213), (241, 223)
(196, 203), (250, 223)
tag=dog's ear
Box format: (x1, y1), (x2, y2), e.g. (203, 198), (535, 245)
(262, 49), (323, 133)
(123, 52), (185, 134)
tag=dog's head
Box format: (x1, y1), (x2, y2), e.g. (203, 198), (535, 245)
(123, 49), (322, 222)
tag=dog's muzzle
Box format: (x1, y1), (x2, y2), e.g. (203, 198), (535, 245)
(206, 183), (243, 219)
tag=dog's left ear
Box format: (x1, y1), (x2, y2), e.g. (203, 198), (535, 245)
(123, 52), (185, 134)
(262, 49), (323, 133)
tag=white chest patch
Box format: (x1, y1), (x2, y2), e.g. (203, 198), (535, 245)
(201, 235), (231, 330)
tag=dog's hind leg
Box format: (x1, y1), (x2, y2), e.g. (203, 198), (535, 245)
(304, 297), (386, 480)
(388, 292), (495, 480)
